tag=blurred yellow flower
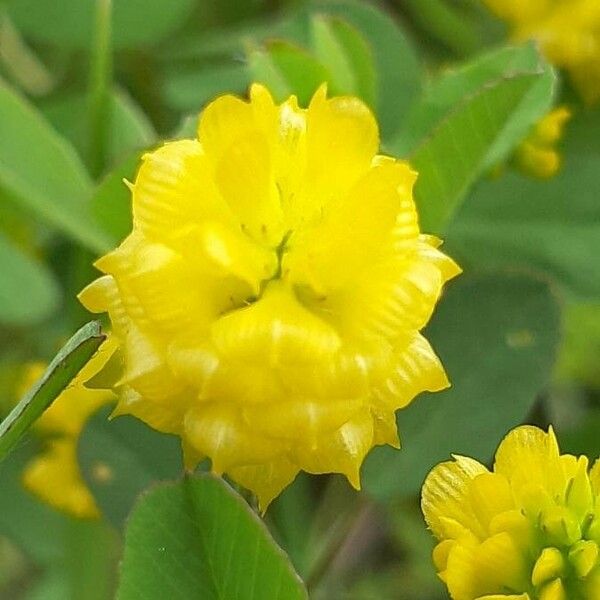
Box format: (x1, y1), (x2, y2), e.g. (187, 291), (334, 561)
(515, 106), (571, 179)
(484, 0), (600, 103)
(79, 83), (460, 511)
(20, 339), (116, 519)
(422, 425), (600, 599)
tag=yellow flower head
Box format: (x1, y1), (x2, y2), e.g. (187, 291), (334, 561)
(20, 339), (116, 519)
(514, 106), (571, 179)
(79, 84), (460, 510)
(484, 0), (600, 104)
(422, 425), (600, 599)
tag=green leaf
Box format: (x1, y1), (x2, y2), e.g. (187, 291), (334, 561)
(41, 89), (156, 169)
(0, 321), (105, 461)
(248, 40), (331, 106)
(118, 475), (308, 600)
(8, 0), (195, 49)
(445, 107), (600, 302)
(78, 404), (183, 528)
(320, 16), (376, 107)
(363, 270), (561, 500)
(0, 81), (110, 253)
(91, 151), (139, 245)
(411, 68), (554, 233)
(310, 16), (357, 96)
(0, 231), (60, 325)
(556, 304), (600, 388)
(163, 62), (250, 112)
(397, 43), (543, 154)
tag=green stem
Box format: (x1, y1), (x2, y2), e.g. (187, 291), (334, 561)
(87, 0), (113, 178)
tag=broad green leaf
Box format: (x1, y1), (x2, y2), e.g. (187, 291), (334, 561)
(8, 0), (195, 49)
(556, 304), (600, 388)
(396, 43), (543, 153)
(41, 89), (156, 169)
(363, 271), (561, 500)
(0, 81), (110, 253)
(118, 476), (308, 600)
(411, 69), (554, 233)
(0, 321), (105, 461)
(248, 41), (331, 106)
(91, 151), (139, 244)
(446, 108), (600, 301)
(0, 231), (59, 325)
(163, 62), (250, 112)
(78, 404), (183, 528)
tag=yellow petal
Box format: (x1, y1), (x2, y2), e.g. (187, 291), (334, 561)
(214, 129), (284, 246)
(22, 439), (100, 520)
(211, 282), (341, 366)
(243, 397), (366, 442)
(319, 241), (459, 342)
(304, 85), (378, 208)
(372, 332), (449, 411)
(228, 458), (299, 513)
(284, 160), (418, 293)
(132, 140), (233, 240)
(421, 456), (488, 541)
(184, 403), (282, 473)
(494, 426), (567, 506)
(293, 408), (374, 489)
(112, 386), (187, 436)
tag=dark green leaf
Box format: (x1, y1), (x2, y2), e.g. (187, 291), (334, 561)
(0, 321), (105, 461)
(411, 69), (554, 233)
(0, 231), (60, 325)
(396, 43), (542, 154)
(363, 271), (561, 500)
(78, 404), (183, 528)
(0, 81), (110, 253)
(117, 475), (308, 600)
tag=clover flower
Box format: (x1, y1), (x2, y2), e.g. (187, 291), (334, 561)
(20, 339), (116, 519)
(484, 0), (600, 103)
(422, 425), (600, 599)
(79, 84), (460, 510)
(515, 106), (571, 179)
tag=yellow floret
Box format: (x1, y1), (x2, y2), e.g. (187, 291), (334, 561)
(79, 84), (460, 511)
(422, 425), (600, 599)
(484, 0), (600, 104)
(514, 106), (571, 179)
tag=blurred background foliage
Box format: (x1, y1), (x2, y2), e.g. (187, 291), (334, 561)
(0, 0), (598, 598)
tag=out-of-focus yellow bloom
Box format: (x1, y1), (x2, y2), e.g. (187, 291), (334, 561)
(514, 106), (571, 179)
(484, 0), (600, 104)
(20, 339), (116, 519)
(79, 83), (460, 511)
(422, 425), (600, 599)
